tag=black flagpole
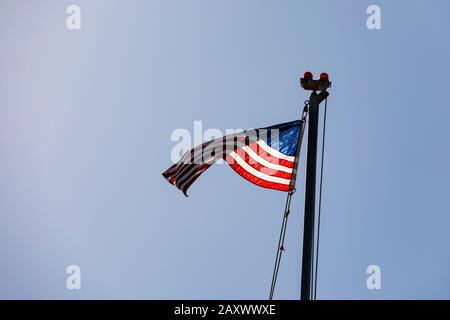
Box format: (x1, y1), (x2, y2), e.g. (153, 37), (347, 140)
(300, 72), (330, 300)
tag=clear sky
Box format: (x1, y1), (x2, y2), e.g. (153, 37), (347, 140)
(1, 0), (450, 299)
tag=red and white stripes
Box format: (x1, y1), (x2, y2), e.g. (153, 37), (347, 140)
(162, 137), (297, 196)
(225, 140), (295, 192)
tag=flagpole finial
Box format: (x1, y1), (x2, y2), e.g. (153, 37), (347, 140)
(300, 71), (331, 92)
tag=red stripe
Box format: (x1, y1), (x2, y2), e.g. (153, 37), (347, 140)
(232, 147), (293, 180)
(225, 155), (291, 192)
(247, 143), (295, 168)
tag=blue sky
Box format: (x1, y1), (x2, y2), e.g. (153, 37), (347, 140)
(1, 0), (450, 299)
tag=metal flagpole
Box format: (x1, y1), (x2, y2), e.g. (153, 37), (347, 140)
(299, 72), (330, 300)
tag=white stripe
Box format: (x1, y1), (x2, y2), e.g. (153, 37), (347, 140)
(240, 146), (293, 173)
(229, 152), (291, 185)
(256, 140), (296, 162)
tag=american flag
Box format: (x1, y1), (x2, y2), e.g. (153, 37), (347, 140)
(162, 120), (305, 196)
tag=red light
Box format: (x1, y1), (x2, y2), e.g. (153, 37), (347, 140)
(303, 71), (313, 80)
(320, 72), (329, 81)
